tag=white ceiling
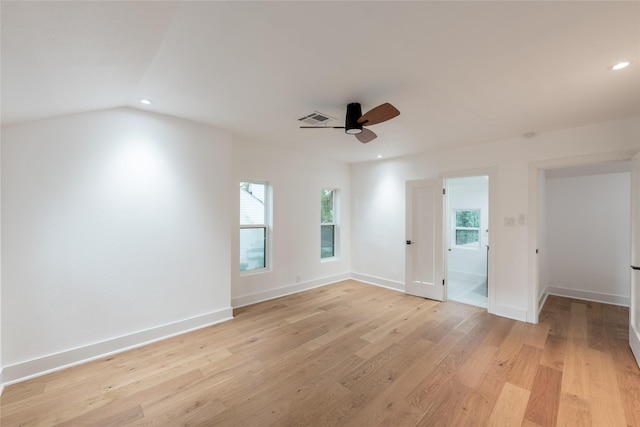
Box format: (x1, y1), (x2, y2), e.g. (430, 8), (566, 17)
(2, 1), (639, 163)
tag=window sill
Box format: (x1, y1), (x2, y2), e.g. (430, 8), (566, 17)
(321, 257), (339, 263)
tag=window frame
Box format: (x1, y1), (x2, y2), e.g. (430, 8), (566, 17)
(452, 208), (481, 250)
(321, 188), (339, 260)
(239, 180), (270, 274)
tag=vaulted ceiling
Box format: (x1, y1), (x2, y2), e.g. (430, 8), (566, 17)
(2, 1), (639, 163)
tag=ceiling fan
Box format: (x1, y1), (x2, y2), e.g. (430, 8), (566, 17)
(299, 102), (400, 143)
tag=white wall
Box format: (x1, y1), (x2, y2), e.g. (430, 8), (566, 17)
(1, 108), (233, 383)
(545, 171), (631, 305)
(231, 138), (352, 307)
(351, 115), (640, 322)
(447, 177), (489, 279)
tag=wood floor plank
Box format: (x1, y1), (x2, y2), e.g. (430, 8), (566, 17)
(0, 381), (101, 425)
(342, 355), (435, 427)
(492, 320), (528, 371)
(481, 316), (515, 347)
(549, 306), (571, 338)
(524, 321), (551, 350)
(404, 313), (494, 418)
(556, 391), (591, 427)
(0, 380), (46, 406)
(507, 344), (543, 391)
(421, 314), (466, 343)
(587, 347), (628, 427)
(2, 280), (639, 427)
(556, 341), (591, 426)
(359, 298), (437, 343)
(487, 382), (530, 426)
(415, 378), (470, 426)
(455, 344), (498, 390)
(56, 369), (204, 427)
(404, 329), (467, 412)
(134, 398), (226, 427)
(524, 363), (563, 426)
(540, 333), (565, 372)
(321, 337), (434, 426)
(448, 390), (494, 427)
(587, 315), (607, 352)
(568, 301), (588, 345)
(616, 368), (640, 426)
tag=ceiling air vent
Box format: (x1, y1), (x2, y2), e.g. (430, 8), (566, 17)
(298, 111), (336, 126)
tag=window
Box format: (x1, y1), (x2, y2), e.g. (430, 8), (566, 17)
(240, 181), (269, 272)
(454, 209), (480, 248)
(321, 189), (338, 259)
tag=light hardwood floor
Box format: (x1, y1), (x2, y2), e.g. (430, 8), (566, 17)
(2, 280), (639, 426)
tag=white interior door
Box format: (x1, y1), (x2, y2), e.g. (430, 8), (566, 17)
(405, 178), (445, 301)
(630, 153), (640, 368)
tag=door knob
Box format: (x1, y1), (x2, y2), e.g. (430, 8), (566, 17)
(406, 240), (413, 245)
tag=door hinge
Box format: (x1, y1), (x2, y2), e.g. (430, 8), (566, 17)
(536, 249), (539, 254)
(442, 279), (445, 285)
(442, 188), (446, 195)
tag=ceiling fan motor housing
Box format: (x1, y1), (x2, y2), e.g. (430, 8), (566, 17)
(345, 103), (363, 134)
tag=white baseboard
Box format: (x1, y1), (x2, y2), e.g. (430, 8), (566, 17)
(231, 273), (351, 308)
(3, 308), (233, 386)
(349, 272), (404, 292)
(538, 290), (550, 314)
(547, 286), (629, 307)
(0, 367), (4, 396)
(492, 304), (528, 322)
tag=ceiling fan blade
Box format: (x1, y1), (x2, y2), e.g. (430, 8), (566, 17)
(355, 128), (377, 144)
(357, 103), (400, 126)
(300, 126), (345, 129)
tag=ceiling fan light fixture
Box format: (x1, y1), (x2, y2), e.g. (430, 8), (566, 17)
(299, 101), (399, 144)
(345, 102), (363, 135)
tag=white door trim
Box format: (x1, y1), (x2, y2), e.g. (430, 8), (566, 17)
(441, 168), (497, 315)
(630, 152), (640, 368)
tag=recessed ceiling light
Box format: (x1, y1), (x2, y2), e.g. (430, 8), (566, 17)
(611, 61), (630, 70)
(377, 155), (383, 159)
(140, 99), (152, 105)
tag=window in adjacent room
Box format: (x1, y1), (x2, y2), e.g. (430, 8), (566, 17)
(321, 189), (338, 259)
(240, 181), (269, 272)
(454, 209), (480, 248)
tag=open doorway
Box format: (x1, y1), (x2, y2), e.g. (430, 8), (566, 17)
(446, 176), (489, 308)
(538, 161), (631, 306)
(528, 152), (635, 323)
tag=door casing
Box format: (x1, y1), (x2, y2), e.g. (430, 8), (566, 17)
(405, 168), (496, 313)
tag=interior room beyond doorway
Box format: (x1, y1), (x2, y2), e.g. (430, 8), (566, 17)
(447, 175), (489, 308)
